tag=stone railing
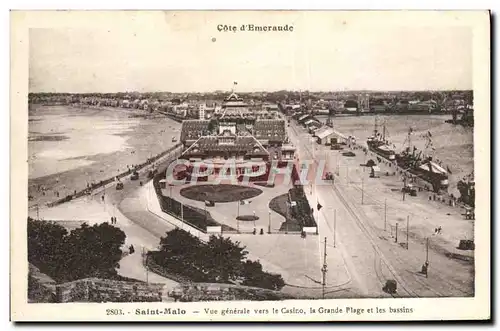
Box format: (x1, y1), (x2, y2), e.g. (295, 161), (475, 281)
(55, 278), (165, 303)
(169, 282), (295, 302)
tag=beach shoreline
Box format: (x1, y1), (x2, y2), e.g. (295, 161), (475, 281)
(28, 104), (182, 208)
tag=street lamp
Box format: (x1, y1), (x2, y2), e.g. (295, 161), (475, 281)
(268, 210), (271, 234)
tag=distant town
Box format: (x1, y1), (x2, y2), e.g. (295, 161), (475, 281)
(29, 90), (473, 121)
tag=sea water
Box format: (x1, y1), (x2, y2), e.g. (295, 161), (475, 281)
(28, 105), (179, 203)
(316, 114), (474, 196)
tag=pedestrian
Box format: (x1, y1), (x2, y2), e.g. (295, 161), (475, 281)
(110, 216), (114, 224)
(101, 195), (105, 202)
(437, 226), (442, 234)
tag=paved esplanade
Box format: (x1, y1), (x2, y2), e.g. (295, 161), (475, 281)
(288, 120), (474, 297)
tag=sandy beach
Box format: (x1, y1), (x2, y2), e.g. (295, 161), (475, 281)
(28, 105), (181, 208)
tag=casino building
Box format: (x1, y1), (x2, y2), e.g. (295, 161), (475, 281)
(178, 92), (296, 181)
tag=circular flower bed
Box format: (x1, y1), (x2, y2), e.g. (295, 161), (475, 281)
(179, 184), (262, 203)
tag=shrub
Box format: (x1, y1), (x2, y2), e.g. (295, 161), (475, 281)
(28, 218), (126, 283)
(150, 229), (285, 291)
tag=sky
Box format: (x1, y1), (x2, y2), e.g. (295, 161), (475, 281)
(28, 11), (473, 93)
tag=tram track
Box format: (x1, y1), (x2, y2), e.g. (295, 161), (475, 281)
(338, 180), (471, 296)
(290, 121), (472, 298)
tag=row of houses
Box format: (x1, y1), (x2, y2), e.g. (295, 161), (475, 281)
(283, 97), (445, 114)
(29, 93), (282, 121)
(77, 97), (166, 112)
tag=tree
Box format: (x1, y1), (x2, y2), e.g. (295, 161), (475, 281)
(241, 260), (285, 290)
(62, 223), (126, 281)
(204, 235), (248, 283)
(159, 228), (201, 258)
(28, 219), (127, 282)
(155, 228), (207, 281)
(28, 218), (67, 278)
(151, 229), (285, 291)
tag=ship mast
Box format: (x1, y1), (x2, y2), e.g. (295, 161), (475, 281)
(382, 121), (386, 141)
(408, 128), (412, 155)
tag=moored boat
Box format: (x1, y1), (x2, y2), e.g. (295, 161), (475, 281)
(366, 118), (396, 161)
(395, 128), (450, 192)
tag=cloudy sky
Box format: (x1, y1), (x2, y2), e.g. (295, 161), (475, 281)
(28, 11), (473, 93)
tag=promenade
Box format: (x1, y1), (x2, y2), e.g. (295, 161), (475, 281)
(289, 120), (474, 297)
(29, 145), (183, 294)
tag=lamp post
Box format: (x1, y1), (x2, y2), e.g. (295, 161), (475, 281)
(321, 237), (328, 299)
(268, 210), (271, 234)
(425, 237), (430, 278)
(361, 174), (364, 205)
(426, 237), (429, 263)
(384, 199), (387, 231)
(333, 209), (337, 248)
(395, 223), (398, 243)
(406, 215), (409, 250)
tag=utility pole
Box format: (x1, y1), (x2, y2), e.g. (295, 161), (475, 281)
(180, 202), (184, 221)
(425, 237), (429, 278)
(395, 223), (398, 243)
(361, 175), (364, 205)
(406, 215), (409, 250)
(333, 209), (337, 248)
(321, 237), (328, 299)
(384, 199), (387, 231)
(402, 177), (406, 201)
(268, 210), (271, 234)
(426, 237), (429, 263)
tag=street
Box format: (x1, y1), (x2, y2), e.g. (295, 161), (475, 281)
(288, 120), (474, 297)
